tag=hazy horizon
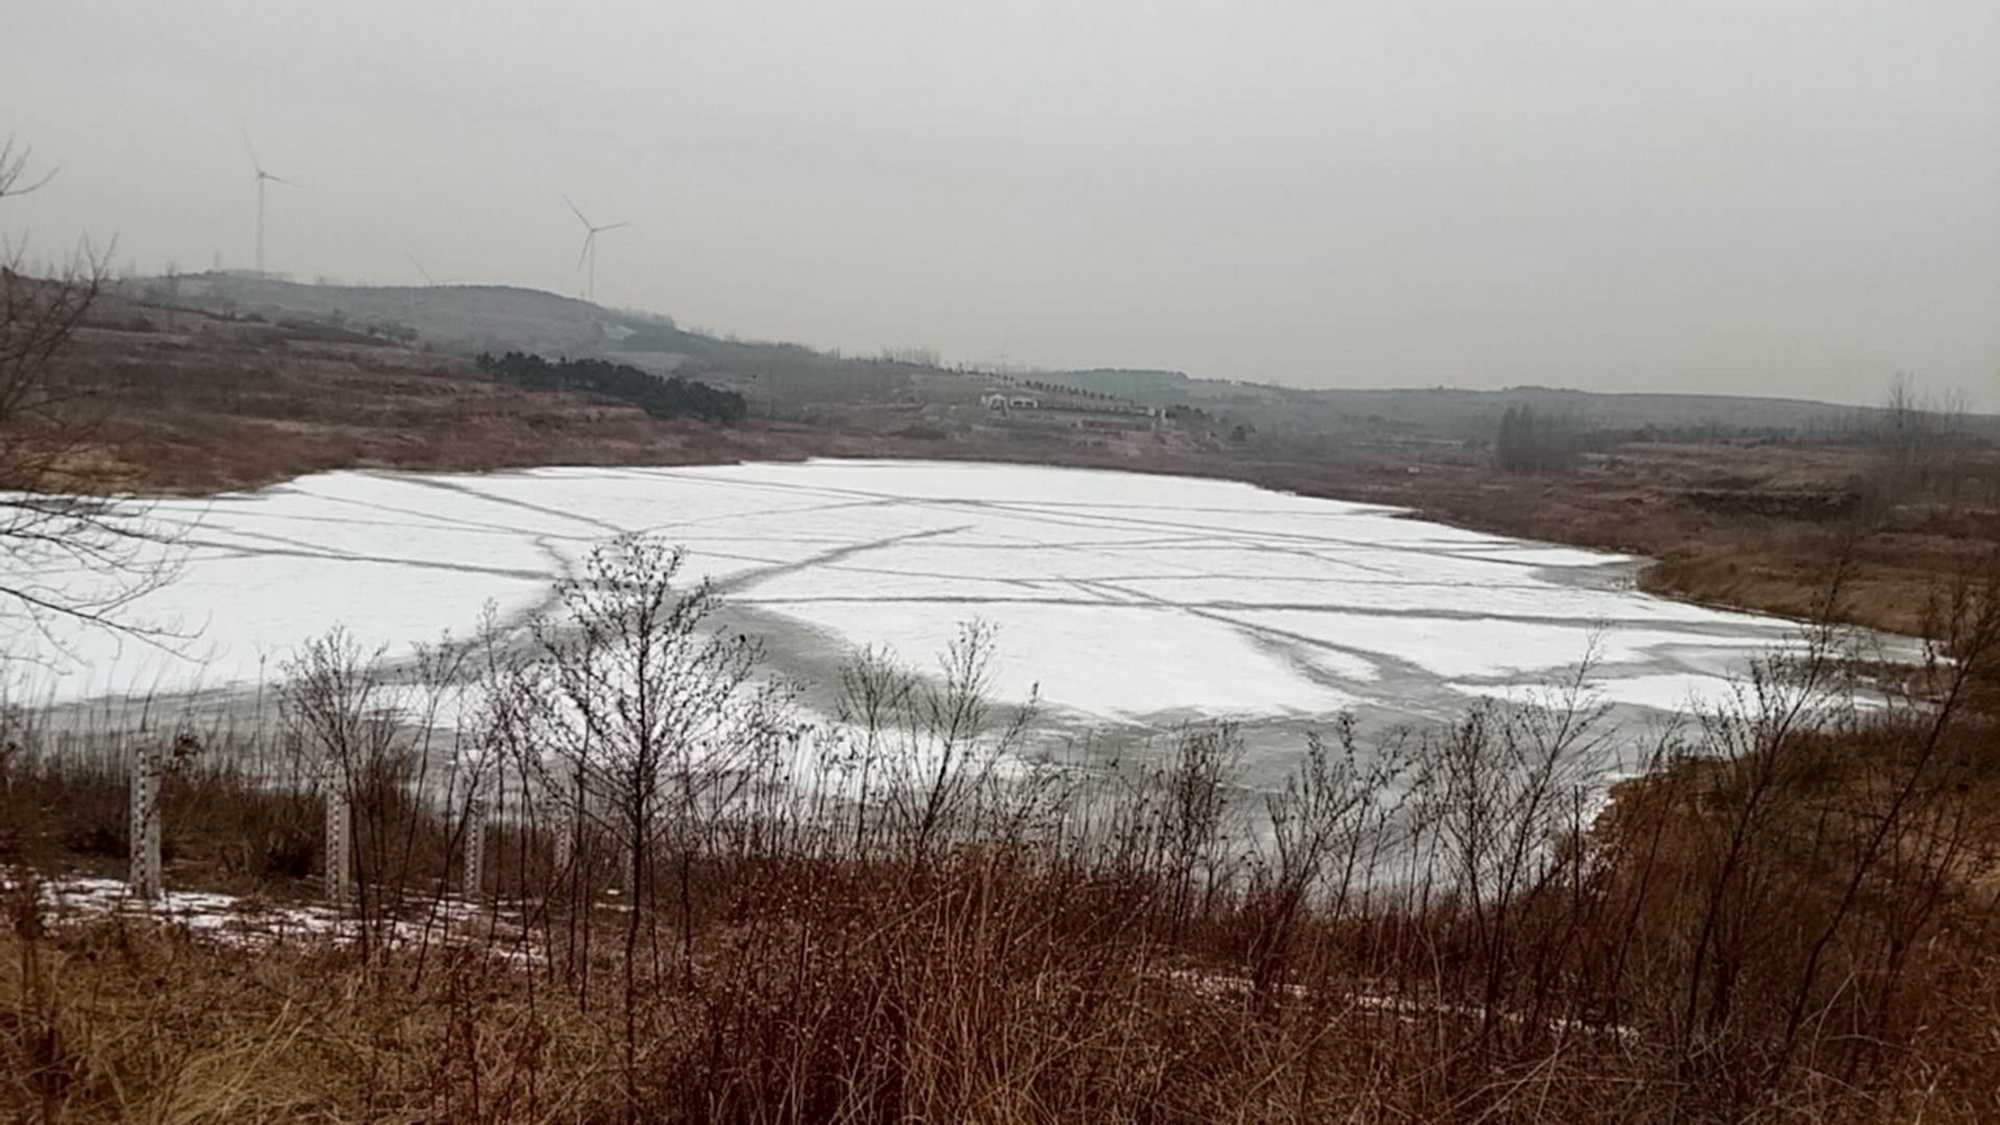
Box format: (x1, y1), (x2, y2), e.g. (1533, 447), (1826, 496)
(7, 1), (1996, 408)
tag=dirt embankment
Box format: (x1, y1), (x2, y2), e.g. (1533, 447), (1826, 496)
(1236, 445), (2000, 638)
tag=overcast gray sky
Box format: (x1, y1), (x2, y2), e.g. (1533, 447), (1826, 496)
(7, 0), (1996, 405)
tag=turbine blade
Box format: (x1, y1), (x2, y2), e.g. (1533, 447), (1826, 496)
(562, 194), (591, 227)
(265, 173), (299, 187)
(596, 221), (631, 233)
(575, 233), (593, 271)
(240, 125), (264, 175)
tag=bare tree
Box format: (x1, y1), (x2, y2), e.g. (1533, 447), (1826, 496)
(518, 535), (799, 1119)
(1155, 724), (1242, 943)
(832, 643), (916, 856)
(889, 619), (1033, 860)
(0, 138), (59, 203)
(1874, 371), (1976, 504)
(0, 136), (179, 656)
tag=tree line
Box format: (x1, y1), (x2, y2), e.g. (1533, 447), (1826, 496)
(476, 351), (747, 424)
(1495, 403), (1587, 473)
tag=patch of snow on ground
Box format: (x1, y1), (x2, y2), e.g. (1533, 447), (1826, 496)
(28, 873), (538, 960)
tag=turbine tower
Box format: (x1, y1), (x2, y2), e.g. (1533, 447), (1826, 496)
(564, 195), (628, 302)
(243, 131), (296, 275)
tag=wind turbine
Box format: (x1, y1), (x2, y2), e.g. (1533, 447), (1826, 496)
(243, 130), (297, 275)
(563, 195), (628, 302)
(407, 252), (437, 286)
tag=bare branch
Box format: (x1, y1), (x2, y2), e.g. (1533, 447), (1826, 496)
(0, 140), (185, 659)
(0, 136), (59, 200)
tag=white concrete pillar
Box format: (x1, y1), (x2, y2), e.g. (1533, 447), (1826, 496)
(550, 802), (574, 879)
(324, 769), (351, 907)
(128, 744), (163, 900)
(546, 764), (581, 885)
(462, 789), (489, 901)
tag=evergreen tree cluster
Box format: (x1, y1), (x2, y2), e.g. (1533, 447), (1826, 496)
(477, 351), (747, 424)
(1018, 377), (1121, 403)
(1495, 404), (1582, 473)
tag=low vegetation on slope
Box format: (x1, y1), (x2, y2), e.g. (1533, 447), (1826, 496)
(4, 539), (1998, 1122)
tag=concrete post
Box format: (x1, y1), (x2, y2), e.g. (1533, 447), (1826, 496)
(128, 744), (163, 900)
(547, 764), (580, 886)
(550, 802), (573, 880)
(324, 768), (351, 908)
(462, 788), (489, 902)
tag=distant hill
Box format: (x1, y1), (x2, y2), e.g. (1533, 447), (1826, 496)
(117, 274), (961, 408)
(132, 274), (700, 365)
(1044, 369), (1198, 399)
(1040, 371), (1989, 441)
(124, 274), (1988, 443)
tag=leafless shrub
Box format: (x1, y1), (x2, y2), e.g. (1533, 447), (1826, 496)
(1247, 718), (1409, 1006)
(8, 544), (2000, 1120)
(279, 626), (479, 960)
(512, 534), (800, 1115)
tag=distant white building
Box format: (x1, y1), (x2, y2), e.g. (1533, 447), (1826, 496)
(1007, 395), (1039, 410)
(981, 392), (1009, 410)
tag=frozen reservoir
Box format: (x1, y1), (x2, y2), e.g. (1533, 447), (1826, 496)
(10, 460), (1824, 740)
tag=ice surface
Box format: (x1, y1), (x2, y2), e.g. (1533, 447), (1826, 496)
(4, 460), (1841, 724)
(1447, 672), (1748, 714)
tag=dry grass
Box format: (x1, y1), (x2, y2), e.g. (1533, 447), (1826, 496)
(1237, 442), (2000, 637)
(43, 301), (1194, 496)
(5, 744), (1997, 1123)
(5, 578), (2000, 1122)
